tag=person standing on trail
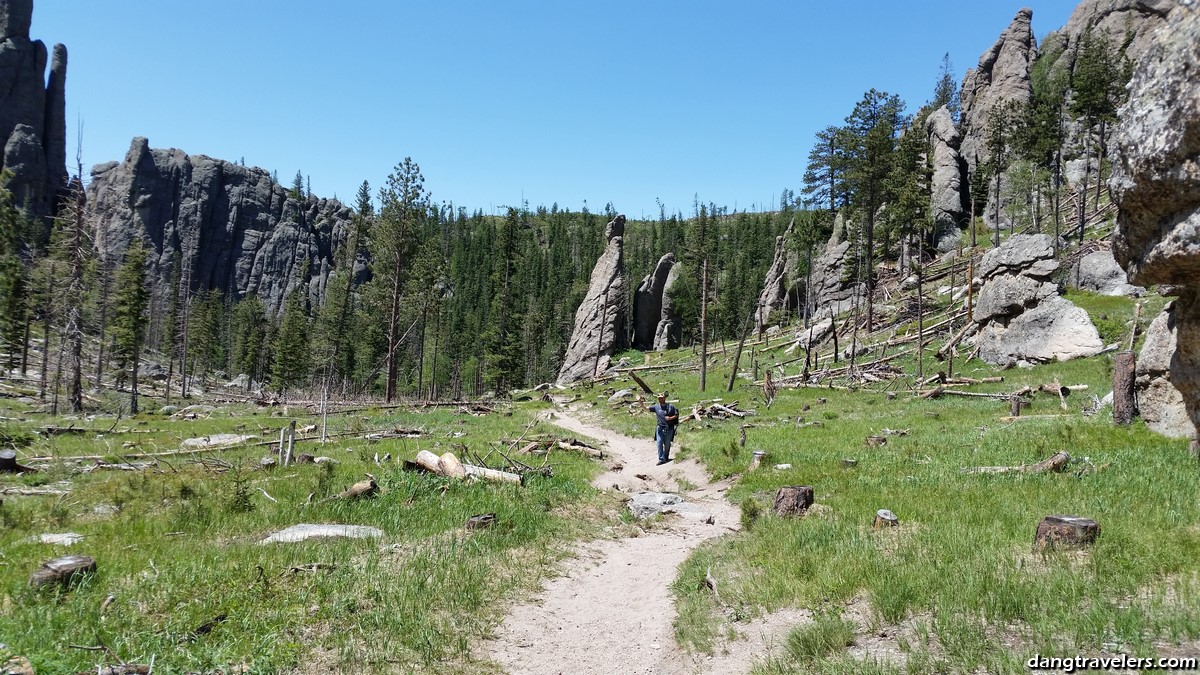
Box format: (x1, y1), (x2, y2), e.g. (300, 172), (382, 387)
(646, 392), (679, 465)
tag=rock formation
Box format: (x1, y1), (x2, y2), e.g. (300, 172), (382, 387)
(1067, 248), (1144, 296)
(632, 252), (675, 350)
(959, 8), (1036, 233)
(925, 106), (968, 252)
(0, 0), (68, 225)
(1041, 0), (1173, 70)
(754, 218), (800, 334)
(653, 262), (682, 351)
(86, 138), (355, 316)
(1111, 2), (1200, 437)
(1135, 303), (1191, 438)
(808, 229), (866, 321)
(557, 215), (628, 384)
(973, 234), (1103, 365)
(960, 8), (1036, 174)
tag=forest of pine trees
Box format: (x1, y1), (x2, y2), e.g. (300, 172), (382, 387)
(0, 29), (1133, 407)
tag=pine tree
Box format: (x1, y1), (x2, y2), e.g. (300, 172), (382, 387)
(271, 291), (310, 393)
(111, 240), (149, 414)
(932, 53), (961, 123)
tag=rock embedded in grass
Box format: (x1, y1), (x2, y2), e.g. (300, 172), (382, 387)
(628, 492), (709, 520)
(23, 532), (84, 546)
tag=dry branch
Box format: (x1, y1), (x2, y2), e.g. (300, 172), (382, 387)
(962, 451), (1070, 475)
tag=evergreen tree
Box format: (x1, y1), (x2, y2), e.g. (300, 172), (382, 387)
(802, 125), (850, 213)
(932, 53), (961, 122)
(271, 291), (310, 393)
(111, 240), (149, 414)
(1070, 29), (1131, 233)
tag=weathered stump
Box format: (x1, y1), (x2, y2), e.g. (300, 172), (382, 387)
(294, 453), (315, 464)
(1034, 515), (1100, 551)
(259, 456), (277, 470)
(873, 509), (900, 529)
(748, 451), (767, 471)
(1010, 395), (1021, 418)
(773, 486), (814, 517)
(466, 513), (498, 530)
(29, 554), (96, 588)
(0, 448), (33, 473)
(1112, 351), (1137, 425)
(865, 436), (887, 447)
(840, 458), (858, 469)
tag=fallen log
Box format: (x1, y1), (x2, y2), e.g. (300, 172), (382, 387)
(1, 485), (70, 496)
(325, 479), (378, 501)
(411, 450), (523, 485)
(30, 554), (96, 588)
(962, 451), (1070, 475)
(556, 440), (604, 458)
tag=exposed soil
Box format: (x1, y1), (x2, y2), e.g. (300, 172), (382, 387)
(482, 410), (797, 674)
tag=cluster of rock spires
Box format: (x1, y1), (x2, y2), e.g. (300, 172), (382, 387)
(971, 234), (1104, 366)
(556, 215), (628, 385)
(1111, 1), (1200, 439)
(754, 219), (801, 334)
(632, 252), (681, 352)
(0, 0), (68, 225)
(925, 106), (968, 253)
(87, 138), (356, 316)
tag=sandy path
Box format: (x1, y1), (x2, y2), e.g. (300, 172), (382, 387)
(484, 411), (791, 675)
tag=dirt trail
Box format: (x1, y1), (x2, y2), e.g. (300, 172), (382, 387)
(484, 411), (792, 675)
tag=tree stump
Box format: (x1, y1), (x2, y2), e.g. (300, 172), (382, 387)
(865, 436), (887, 447)
(873, 509), (900, 529)
(1112, 351), (1137, 425)
(840, 458), (858, 469)
(0, 448), (32, 473)
(294, 453), (315, 464)
(1034, 515), (1100, 551)
(259, 456), (277, 470)
(773, 486), (814, 517)
(466, 513), (498, 530)
(1009, 395), (1021, 418)
(29, 554), (96, 588)
(748, 451), (767, 471)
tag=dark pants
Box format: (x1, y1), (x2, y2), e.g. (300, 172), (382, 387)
(655, 425), (675, 462)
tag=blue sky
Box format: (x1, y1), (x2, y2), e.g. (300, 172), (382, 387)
(34, 1), (1080, 219)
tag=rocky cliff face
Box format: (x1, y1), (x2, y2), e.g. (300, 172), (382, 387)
(959, 8), (1036, 233)
(653, 262), (682, 352)
(1041, 0), (1173, 70)
(1135, 303), (1191, 438)
(0, 0), (68, 226)
(87, 138), (355, 316)
(754, 218), (799, 334)
(1111, 2), (1200, 438)
(925, 106), (968, 252)
(557, 215), (628, 384)
(632, 252), (675, 350)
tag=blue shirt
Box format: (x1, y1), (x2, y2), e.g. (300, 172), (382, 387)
(650, 403), (677, 428)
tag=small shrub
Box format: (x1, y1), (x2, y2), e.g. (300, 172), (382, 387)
(786, 612), (857, 661)
(722, 441), (740, 463)
(226, 465), (255, 514)
(740, 497), (761, 532)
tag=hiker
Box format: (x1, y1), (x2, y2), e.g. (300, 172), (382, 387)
(647, 392), (679, 465)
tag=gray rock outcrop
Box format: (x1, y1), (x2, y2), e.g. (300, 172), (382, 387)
(755, 218), (800, 334)
(1135, 303), (1191, 438)
(653, 262), (682, 351)
(959, 8), (1036, 233)
(1068, 249), (1145, 296)
(1110, 3), (1200, 437)
(0, 0), (68, 225)
(86, 138), (356, 316)
(973, 234), (1103, 364)
(808, 230), (866, 321)
(632, 252), (675, 350)
(1040, 0), (1173, 71)
(557, 215), (628, 384)
(925, 106), (969, 252)
(960, 8), (1036, 174)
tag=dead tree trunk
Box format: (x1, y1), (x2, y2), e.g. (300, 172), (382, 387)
(773, 485), (814, 516)
(1034, 515), (1099, 551)
(1112, 351), (1136, 426)
(700, 259), (708, 392)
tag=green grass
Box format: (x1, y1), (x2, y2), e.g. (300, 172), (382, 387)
(0, 401), (613, 673)
(591, 327), (1200, 674)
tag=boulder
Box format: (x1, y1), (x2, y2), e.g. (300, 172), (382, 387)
(976, 234), (1058, 280)
(627, 492), (709, 521)
(632, 253), (675, 350)
(0, 0), (67, 226)
(973, 274), (1059, 323)
(1136, 303), (1191, 438)
(1067, 249), (1145, 296)
(925, 106), (968, 252)
(754, 218), (800, 333)
(653, 262), (682, 351)
(977, 296), (1104, 364)
(86, 138), (357, 316)
(557, 215), (628, 384)
(1111, 4), (1200, 438)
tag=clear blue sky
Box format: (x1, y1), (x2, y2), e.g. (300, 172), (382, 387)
(34, 0), (1080, 219)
